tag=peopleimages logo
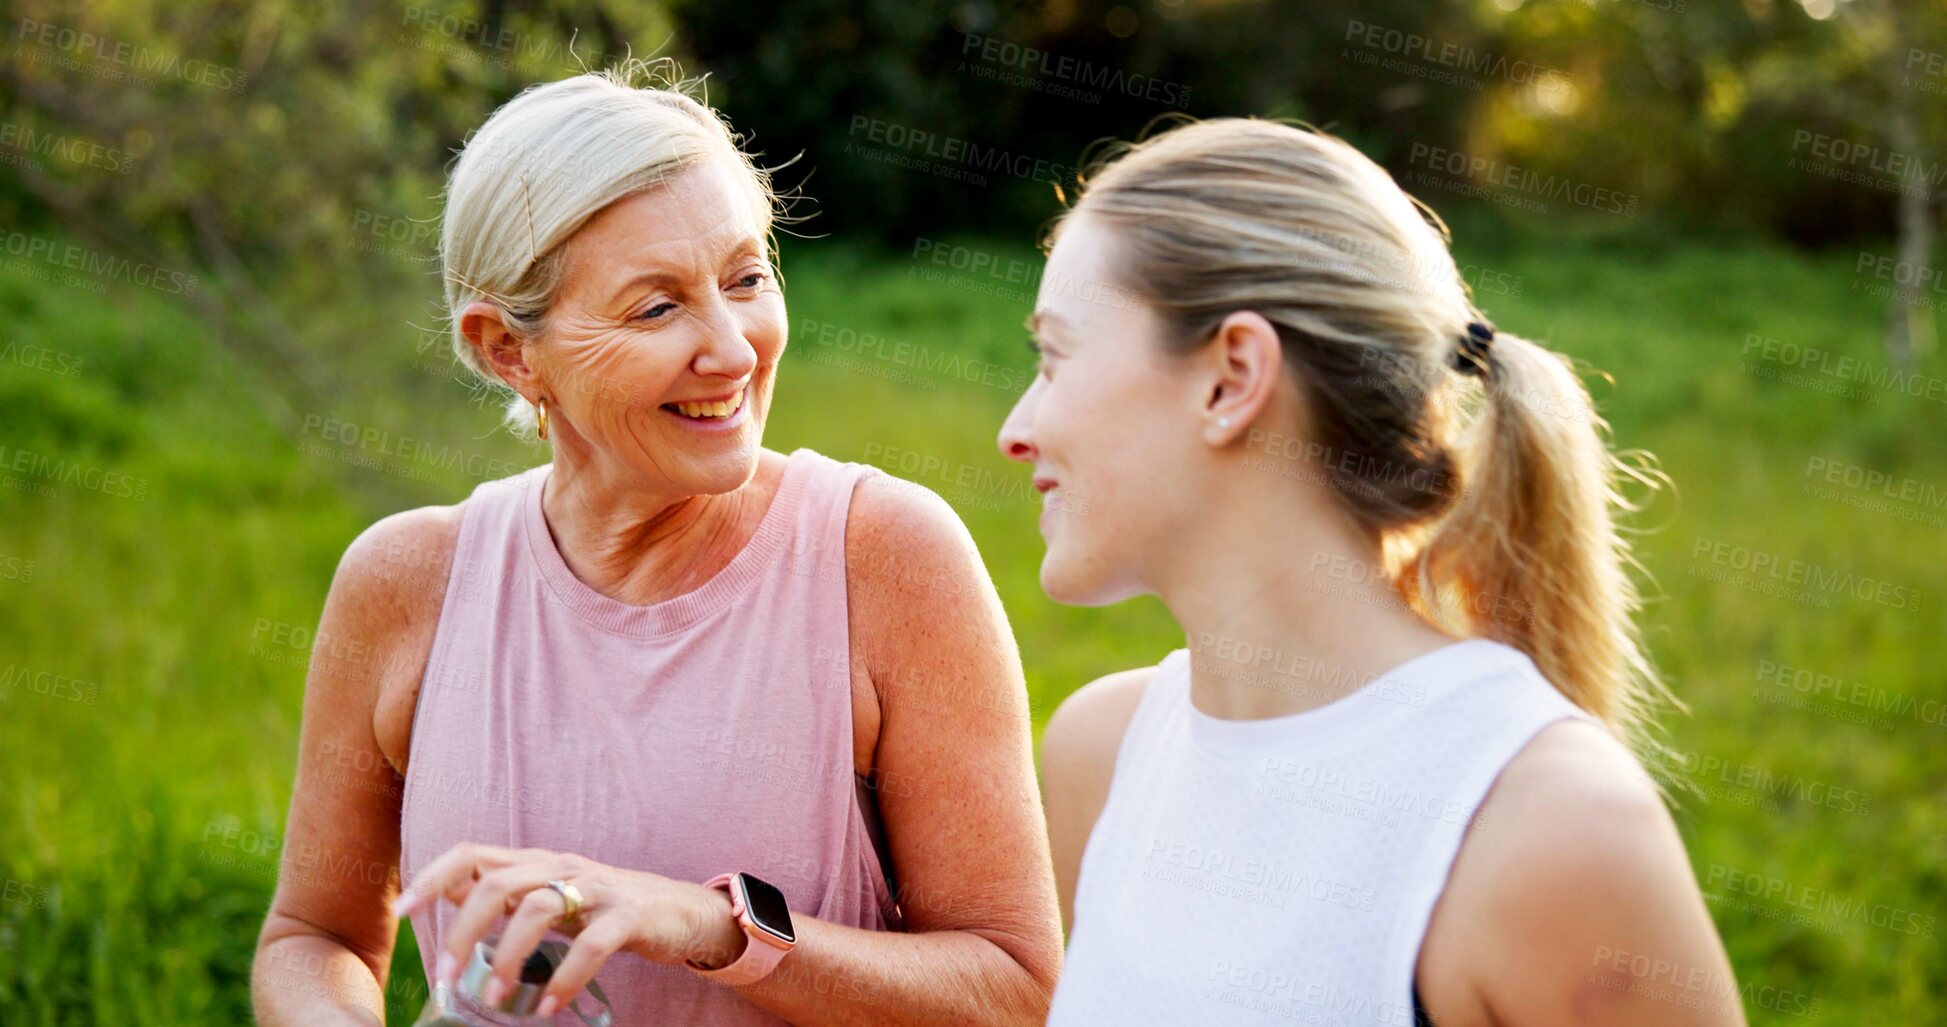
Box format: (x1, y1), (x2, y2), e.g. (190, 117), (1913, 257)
(846, 117), (1077, 186)
(1740, 331), (1947, 404)
(300, 414), (523, 483)
(1690, 536), (1921, 612)
(1705, 865), (1936, 939)
(0, 229), (199, 297)
(0, 444), (150, 500)
(398, 5), (572, 63)
(0, 122), (134, 175)
(1790, 131), (1947, 186)
(959, 34), (1192, 108)
(1343, 19), (1575, 100)
(1804, 455), (1947, 513)
(1407, 143), (1639, 216)
(15, 19), (248, 92)
(1756, 658), (1947, 729)
(797, 316), (1030, 394)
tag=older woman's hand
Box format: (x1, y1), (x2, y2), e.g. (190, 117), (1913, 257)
(393, 843), (746, 1016)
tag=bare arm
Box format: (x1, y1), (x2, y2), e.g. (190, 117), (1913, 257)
(1422, 720), (1747, 1026)
(733, 475), (1065, 1024)
(251, 506), (459, 1024)
(1038, 669), (1151, 933)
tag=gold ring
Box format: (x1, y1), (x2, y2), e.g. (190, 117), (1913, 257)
(544, 879), (584, 926)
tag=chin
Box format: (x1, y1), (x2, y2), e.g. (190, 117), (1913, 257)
(1038, 547), (1140, 607)
(668, 440), (761, 494)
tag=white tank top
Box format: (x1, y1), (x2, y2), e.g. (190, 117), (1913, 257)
(1047, 639), (1593, 1027)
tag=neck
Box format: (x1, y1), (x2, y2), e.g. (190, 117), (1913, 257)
(538, 436), (762, 607)
(1150, 466), (1455, 721)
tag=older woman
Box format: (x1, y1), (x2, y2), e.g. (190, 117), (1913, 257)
(250, 68), (1061, 1025)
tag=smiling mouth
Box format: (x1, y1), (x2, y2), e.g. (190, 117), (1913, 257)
(660, 387), (746, 420)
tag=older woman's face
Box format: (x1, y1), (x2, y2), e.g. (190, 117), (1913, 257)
(534, 153), (783, 494)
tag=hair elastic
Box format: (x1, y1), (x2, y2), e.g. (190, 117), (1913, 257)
(1450, 321), (1495, 376)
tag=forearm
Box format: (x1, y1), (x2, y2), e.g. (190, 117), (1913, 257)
(251, 930), (388, 1027)
(731, 916), (1056, 1027)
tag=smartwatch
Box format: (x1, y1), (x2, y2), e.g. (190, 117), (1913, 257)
(686, 872), (796, 985)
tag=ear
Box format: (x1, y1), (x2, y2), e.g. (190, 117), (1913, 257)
(459, 301), (542, 399)
(1199, 310), (1283, 446)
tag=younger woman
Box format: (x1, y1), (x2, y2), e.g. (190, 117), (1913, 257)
(1001, 119), (1743, 1026)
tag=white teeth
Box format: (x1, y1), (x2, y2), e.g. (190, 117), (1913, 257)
(669, 388), (744, 419)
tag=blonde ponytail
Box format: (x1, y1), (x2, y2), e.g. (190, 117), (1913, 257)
(1403, 331), (1668, 746)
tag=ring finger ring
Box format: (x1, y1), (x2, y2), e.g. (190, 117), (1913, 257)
(544, 879), (584, 926)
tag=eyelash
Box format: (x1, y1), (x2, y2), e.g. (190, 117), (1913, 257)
(1027, 338), (1053, 377)
(633, 270), (771, 321)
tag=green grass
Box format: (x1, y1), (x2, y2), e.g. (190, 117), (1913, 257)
(0, 226), (1940, 1022)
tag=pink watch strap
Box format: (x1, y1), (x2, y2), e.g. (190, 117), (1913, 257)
(686, 873), (791, 985)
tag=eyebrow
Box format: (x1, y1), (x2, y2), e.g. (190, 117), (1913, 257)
(603, 238), (767, 307)
(608, 268), (684, 301)
(1026, 309), (1067, 336)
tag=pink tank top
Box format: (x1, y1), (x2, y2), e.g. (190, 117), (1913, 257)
(400, 447), (900, 1025)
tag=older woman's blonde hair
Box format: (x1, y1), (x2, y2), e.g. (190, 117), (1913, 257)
(1059, 117), (1672, 759)
(439, 61), (782, 437)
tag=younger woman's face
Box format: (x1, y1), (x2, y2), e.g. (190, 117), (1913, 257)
(997, 214), (1210, 605)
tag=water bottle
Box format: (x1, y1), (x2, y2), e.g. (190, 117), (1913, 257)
(412, 939), (614, 1026)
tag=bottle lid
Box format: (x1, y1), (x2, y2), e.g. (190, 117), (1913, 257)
(458, 941), (550, 1015)
(445, 940), (614, 1026)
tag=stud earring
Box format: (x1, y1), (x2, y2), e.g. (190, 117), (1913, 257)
(1217, 416), (1231, 430)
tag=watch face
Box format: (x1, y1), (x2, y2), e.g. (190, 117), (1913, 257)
(738, 874), (795, 944)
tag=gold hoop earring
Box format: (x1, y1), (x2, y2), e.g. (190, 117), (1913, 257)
(535, 397), (550, 441)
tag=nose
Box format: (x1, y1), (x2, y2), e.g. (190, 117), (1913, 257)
(694, 303), (761, 381)
(997, 381), (1039, 463)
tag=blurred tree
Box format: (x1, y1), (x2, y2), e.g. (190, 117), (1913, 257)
(1481, 0), (1945, 365)
(1837, 0), (1947, 369)
(1731, 0), (1947, 368)
(677, 0), (1465, 242)
(0, 0), (1936, 371)
(0, 0), (669, 426)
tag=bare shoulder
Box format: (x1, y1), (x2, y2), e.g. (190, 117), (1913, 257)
(331, 503), (465, 624)
(840, 466), (1033, 771)
(1424, 719), (1742, 1026)
(1452, 720), (1683, 930)
(1041, 666), (1155, 931)
(1040, 667), (1155, 787)
(1472, 719), (1668, 850)
(325, 503), (466, 773)
(844, 468), (988, 593)
(843, 469), (1011, 689)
